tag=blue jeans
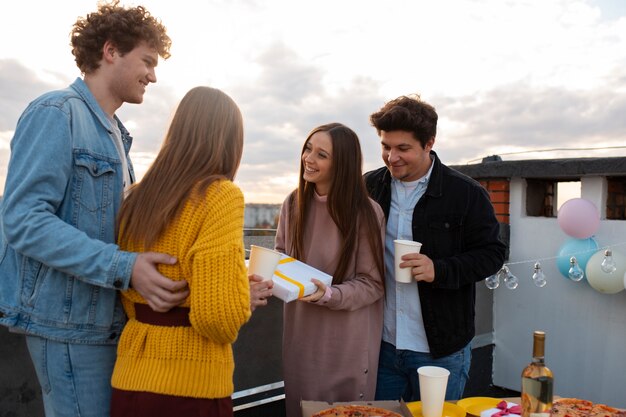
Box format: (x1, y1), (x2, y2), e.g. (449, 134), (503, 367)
(25, 335), (117, 417)
(375, 341), (471, 401)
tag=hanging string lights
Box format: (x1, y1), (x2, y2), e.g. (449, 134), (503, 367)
(486, 243), (626, 291)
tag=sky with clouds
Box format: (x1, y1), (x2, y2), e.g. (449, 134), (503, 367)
(1, 0), (626, 203)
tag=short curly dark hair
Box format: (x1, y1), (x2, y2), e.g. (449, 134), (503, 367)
(369, 94), (438, 148)
(70, 1), (171, 74)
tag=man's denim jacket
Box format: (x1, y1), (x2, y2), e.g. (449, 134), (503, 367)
(0, 78), (137, 344)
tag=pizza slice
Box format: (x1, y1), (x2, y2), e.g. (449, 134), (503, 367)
(589, 403), (626, 417)
(312, 404), (403, 417)
(550, 398), (593, 417)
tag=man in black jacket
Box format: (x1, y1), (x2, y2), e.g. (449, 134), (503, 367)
(365, 95), (506, 401)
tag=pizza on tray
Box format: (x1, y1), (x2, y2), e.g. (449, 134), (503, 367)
(551, 398), (626, 417)
(311, 404), (403, 417)
(551, 398), (594, 417)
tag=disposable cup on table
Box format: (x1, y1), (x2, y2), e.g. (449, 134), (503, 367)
(393, 239), (422, 283)
(418, 365), (450, 417)
(248, 245), (282, 281)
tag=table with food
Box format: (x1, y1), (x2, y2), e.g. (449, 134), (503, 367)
(303, 397), (626, 417)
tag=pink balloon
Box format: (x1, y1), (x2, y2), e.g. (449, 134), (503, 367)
(557, 198), (600, 239)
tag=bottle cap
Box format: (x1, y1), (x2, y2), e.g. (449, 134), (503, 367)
(533, 331), (546, 358)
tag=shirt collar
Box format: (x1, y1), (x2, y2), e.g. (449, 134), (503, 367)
(391, 155), (434, 188)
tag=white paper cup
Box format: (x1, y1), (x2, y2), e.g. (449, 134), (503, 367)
(418, 366), (450, 417)
(393, 239), (422, 283)
(248, 245), (282, 281)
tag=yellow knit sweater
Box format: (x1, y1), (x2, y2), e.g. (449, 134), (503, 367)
(111, 180), (251, 399)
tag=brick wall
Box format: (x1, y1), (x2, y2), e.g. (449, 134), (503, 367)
(607, 177), (626, 220)
(479, 179), (510, 224)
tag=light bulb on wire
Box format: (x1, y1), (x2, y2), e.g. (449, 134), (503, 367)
(568, 256), (585, 281)
(496, 266), (508, 284)
(503, 266), (519, 289)
(485, 274), (500, 289)
(601, 249), (617, 273)
(532, 262), (547, 287)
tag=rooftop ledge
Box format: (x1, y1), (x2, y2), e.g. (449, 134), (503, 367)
(451, 155), (626, 180)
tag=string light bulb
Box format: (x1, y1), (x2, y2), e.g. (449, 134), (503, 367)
(485, 274), (500, 289)
(532, 262), (547, 287)
(496, 265), (508, 284)
(568, 256), (585, 281)
(503, 265), (519, 289)
(601, 249), (617, 273)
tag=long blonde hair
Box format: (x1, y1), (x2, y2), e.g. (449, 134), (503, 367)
(118, 86), (244, 248)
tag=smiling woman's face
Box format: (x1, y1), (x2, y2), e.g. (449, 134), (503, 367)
(301, 131), (333, 196)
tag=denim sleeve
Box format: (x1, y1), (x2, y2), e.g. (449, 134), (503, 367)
(1, 102), (136, 289)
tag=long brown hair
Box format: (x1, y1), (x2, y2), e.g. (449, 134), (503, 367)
(118, 86), (244, 248)
(289, 123), (384, 284)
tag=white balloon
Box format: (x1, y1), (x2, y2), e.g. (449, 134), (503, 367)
(585, 250), (626, 294)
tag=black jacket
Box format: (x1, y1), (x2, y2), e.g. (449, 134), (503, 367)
(364, 151), (507, 357)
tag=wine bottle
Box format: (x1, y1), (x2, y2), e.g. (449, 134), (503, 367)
(521, 330), (554, 417)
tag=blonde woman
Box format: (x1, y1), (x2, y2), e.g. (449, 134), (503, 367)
(110, 87), (251, 417)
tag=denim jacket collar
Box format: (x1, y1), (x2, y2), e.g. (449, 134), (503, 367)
(70, 78), (113, 133)
(70, 78), (134, 154)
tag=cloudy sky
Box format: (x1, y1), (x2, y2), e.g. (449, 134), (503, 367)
(1, 0), (626, 203)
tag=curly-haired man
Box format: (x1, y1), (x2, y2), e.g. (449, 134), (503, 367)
(0, 2), (189, 415)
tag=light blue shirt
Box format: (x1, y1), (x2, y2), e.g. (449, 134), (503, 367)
(382, 160), (434, 352)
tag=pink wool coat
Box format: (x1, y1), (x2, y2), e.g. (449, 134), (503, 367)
(275, 192), (385, 417)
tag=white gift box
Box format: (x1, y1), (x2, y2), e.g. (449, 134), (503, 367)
(271, 255), (333, 303)
(480, 401), (521, 417)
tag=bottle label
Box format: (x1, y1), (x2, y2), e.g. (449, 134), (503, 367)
(522, 375), (553, 417)
(522, 376), (553, 404)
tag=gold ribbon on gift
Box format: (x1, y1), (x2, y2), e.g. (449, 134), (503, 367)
(275, 257), (305, 298)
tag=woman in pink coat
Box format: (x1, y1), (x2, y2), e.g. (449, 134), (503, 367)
(275, 123), (385, 417)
